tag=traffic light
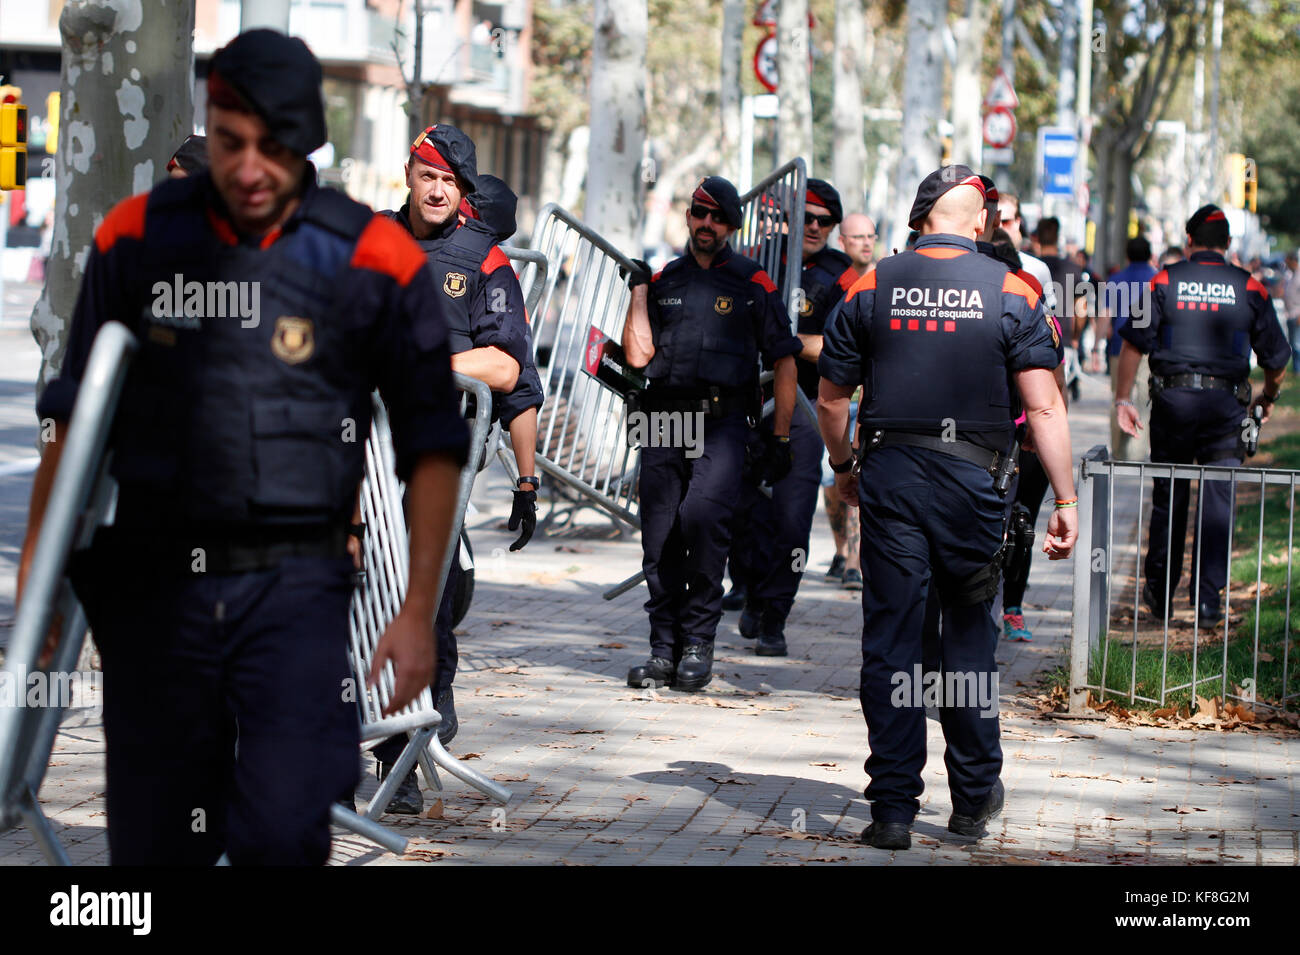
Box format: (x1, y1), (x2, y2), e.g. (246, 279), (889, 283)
(0, 85), (27, 190)
(1226, 153), (1246, 209)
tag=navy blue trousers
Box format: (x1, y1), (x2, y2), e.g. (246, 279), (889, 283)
(1145, 388), (1243, 608)
(74, 553), (360, 865)
(730, 410), (824, 622)
(855, 447), (1004, 824)
(640, 413), (748, 658)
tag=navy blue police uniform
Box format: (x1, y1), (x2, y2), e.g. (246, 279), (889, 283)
(40, 169), (468, 865)
(372, 139), (533, 769)
(820, 216), (1058, 832)
(1119, 211), (1291, 619)
(633, 235), (801, 687)
(732, 235), (857, 652)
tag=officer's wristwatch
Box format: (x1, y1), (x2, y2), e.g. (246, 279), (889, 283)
(829, 455), (854, 474)
(517, 475), (540, 489)
(1259, 391), (1278, 407)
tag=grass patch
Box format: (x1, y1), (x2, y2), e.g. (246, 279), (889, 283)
(1084, 369), (1300, 712)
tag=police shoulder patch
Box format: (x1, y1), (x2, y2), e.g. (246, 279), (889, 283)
(271, 316), (315, 364)
(714, 295), (734, 315)
(444, 271), (468, 298)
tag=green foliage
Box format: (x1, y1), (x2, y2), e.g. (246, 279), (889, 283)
(531, 0), (594, 133)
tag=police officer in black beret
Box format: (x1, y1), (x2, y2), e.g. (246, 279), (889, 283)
(623, 176), (802, 691)
(368, 128), (541, 813)
(730, 178), (858, 656)
(166, 135), (208, 178)
(18, 29), (469, 864)
(1115, 204), (1290, 623)
(818, 166), (1078, 850)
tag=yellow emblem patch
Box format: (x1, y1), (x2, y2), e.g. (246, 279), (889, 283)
(799, 296), (814, 317)
(271, 316), (315, 365)
(714, 295), (734, 315)
(444, 271), (468, 298)
(1046, 313), (1061, 349)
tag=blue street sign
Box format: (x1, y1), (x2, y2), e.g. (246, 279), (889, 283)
(1041, 127), (1076, 197)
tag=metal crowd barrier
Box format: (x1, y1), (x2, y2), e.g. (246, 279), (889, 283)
(524, 203), (644, 529)
(0, 322), (135, 865)
(1069, 446), (1298, 717)
(350, 379), (512, 817)
(737, 157), (807, 329)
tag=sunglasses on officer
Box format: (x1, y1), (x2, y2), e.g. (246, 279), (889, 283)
(805, 212), (836, 228)
(689, 203), (729, 225)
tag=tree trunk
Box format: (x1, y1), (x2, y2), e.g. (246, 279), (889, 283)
(776, 0), (814, 169)
(832, 0), (866, 209)
(949, 0), (996, 169)
(560, 125), (590, 212)
(586, 0), (647, 253)
(31, 0), (195, 397)
(719, 0), (745, 183)
(892, 0), (945, 250)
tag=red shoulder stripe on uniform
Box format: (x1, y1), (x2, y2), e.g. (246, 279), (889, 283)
(917, 247), (965, 259)
(652, 270), (664, 282)
(1247, 277), (1270, 298)
(93, 193), (150, 254)
(351, 215), (427, 286)
(1002, 270), (1040, 308)
(1015, 268), (1043, 298)
(843, 268), (877, 304)
(750, 270), (778, 293)
(1151, 269), (1169, 286)
(836, 265), (859, 293)
(482, 245), (511, 275)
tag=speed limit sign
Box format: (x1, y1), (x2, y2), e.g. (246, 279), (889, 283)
(982, 107), (1016, 149)
(753, 33), (778, 93)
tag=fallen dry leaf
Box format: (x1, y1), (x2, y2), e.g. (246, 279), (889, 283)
(496, 773), (530, 782)
(459, 752), (484, 760)
(423, 800), (444, 820)
(707, 774), (754, 786)
(1162, 805), (1207, 814)
(1050, 770), (1121, 782)
(598, 642), (626, 649)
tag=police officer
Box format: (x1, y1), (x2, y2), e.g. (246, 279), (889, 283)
(623, 176), (801, 691)
(17, 29), (469, 864)
(731, 178), (858, 655)
(166, 135), (208, 179)
(818, 166), (1077, 850)
(370, 129), (540, 813)
(1115, 204), (1290, 622)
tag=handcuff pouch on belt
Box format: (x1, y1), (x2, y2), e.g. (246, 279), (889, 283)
(1150, 373), (1251, 406)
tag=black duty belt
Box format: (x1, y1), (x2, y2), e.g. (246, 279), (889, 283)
(640, 387), (751, 418)
(95, 523), (350, 574)
(1156, 373), (1249, 403)
(863, 429), (1003, 475)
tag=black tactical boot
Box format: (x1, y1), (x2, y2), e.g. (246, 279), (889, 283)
(754, 612), (788, 656)
(859, 821), (912, 850)
(739, 600), (764, 639)
(721, 583), (748, 611)
(675, 642), (714, 692)
(377, 761), (422, 815)
(948, 779), (1005, 837)
(627, 655), (676, 689)
(435, 686), (458, 747)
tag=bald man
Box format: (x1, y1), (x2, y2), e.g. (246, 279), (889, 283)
(817, 166), (1076, 850)
(838, 213), (877, 276)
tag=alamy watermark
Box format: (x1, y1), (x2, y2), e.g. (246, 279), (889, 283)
(151, 274), (260, 328)
(890, 665), (999, 719)
(0, 665), (102, 715)
(626, 410), (705, 459)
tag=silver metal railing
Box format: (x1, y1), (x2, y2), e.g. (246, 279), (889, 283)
(737, 157), (807, 330)
(1069, 446), (1298, 716)
(351, 380), (513, 814)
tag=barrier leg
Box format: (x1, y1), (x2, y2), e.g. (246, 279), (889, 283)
(330, 804), (409, 856)
(603, 569), (645, 600)
(423, 735), (511, 804)
(17, 787), (70, 866)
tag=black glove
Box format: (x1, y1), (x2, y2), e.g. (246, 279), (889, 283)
(626, 258), (652, 289)
(762, 434), (794, 484)
(508, 488), (537, 551)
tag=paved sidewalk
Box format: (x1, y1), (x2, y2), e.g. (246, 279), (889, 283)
(3, 370), (1297, 865)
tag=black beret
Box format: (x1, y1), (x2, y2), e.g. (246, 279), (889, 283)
(692, 176), (743, 228)
(907, 164), (987, 229)
(410, 124), (478, 195)
(805, 178), (843, 223)
(167, 135), (208, 174)
(977, 174), (999, 204)
(468, 174), (518, 241)
(207, 30), (326, 157)
(1186, 204), (1230, 237)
